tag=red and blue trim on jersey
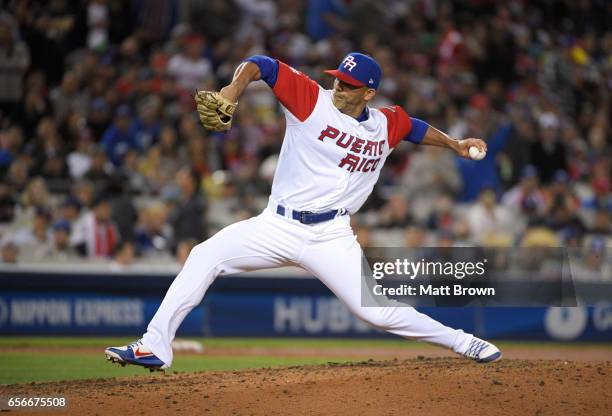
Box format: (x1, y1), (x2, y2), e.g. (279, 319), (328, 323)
(246, 55), (279, 87)
(379, 107), (428, 148)
(244, 55), (429, 145)
(246, 55), (318, 122)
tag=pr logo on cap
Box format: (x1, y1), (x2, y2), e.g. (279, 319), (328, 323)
(342, 55), (357, 71)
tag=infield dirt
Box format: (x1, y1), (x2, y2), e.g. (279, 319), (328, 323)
(2, 357), (610, 416)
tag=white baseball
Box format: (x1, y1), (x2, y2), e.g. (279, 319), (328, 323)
(468, 146), (486, 161)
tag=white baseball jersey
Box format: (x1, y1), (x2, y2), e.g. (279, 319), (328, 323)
(268, 62), (414, 214)
(141, 59), (475, 367)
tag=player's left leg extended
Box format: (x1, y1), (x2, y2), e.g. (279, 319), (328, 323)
(298, 216), (501, 363)
(106, 211), (298, 369)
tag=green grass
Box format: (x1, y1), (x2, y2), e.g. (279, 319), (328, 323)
(0, 337), (405, 385)
(0, 337), (609, 385)
(0, 336), (415, 349)
(0, 352), (337, 385)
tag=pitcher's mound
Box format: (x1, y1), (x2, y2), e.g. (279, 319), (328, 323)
(3, 358), (611, 415)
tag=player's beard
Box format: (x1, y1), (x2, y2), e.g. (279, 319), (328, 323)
(332, 92), (346, 111)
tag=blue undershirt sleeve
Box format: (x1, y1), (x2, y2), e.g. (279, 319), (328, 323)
(245, 55), (279, 88)
(404, 117), (429, 144)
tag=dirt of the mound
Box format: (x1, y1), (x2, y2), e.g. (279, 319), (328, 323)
(1, 358), (610, 416)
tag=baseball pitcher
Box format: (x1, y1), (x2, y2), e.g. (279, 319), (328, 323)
(105, 53), (501, 370)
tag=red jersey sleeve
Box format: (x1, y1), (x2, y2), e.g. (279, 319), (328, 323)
(272, 61), (319, 122)
(379, 105), (413, 148)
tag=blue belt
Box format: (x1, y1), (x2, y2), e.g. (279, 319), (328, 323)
(275, 205), (346, 224)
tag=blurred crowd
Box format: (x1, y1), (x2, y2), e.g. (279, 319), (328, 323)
(0, 0), (610, 279)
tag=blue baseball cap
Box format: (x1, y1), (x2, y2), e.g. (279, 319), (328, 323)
(324, 52), (382, 89)
(53, 219), (71, 233)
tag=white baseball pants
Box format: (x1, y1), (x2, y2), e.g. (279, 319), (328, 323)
(142, 205), (474, 366)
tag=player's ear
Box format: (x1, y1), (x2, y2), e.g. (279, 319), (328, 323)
(363, 88), (376, 102)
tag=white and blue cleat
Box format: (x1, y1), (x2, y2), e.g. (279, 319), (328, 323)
(462, 337), (502, 363)
(105, 340), (168, 372)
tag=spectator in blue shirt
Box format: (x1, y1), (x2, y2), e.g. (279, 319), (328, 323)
(130, 96), (162, 150)
(101, 105), (141, 167)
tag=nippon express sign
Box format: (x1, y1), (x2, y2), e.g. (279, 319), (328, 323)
(0, 293), (205, 335)
(0, 294), (145, 332)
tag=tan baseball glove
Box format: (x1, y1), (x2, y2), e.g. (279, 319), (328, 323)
(194, 91), (237, 131)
